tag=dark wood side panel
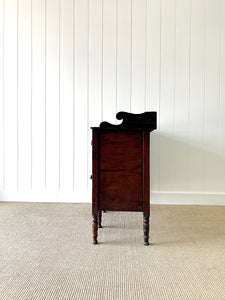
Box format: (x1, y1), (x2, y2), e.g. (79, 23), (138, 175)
(99, 171), (143, 211)
(92, 130), (99, 215)
(100, 131), (142, 171)
(143, 131), (150, 217)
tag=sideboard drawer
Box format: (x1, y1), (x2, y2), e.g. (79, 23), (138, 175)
(99, 171), (143, 211)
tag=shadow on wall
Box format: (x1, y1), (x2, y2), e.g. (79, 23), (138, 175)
(150, 131), (225, 193)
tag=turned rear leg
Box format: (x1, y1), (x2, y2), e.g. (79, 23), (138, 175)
(92, 215), (98, 244)
(97, 211), (102, 228)
(143, 215), (149, 246)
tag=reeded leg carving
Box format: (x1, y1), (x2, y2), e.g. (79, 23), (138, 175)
(143, 216), (149, 246)
(97, 211), (102, 228)
(92, 215), (98, 244)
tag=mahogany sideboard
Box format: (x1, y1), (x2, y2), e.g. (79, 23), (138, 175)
(91, 111), (157, 245)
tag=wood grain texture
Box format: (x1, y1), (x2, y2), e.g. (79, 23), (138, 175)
(99, 171), (143, 211)
(100, 131), (142, 171)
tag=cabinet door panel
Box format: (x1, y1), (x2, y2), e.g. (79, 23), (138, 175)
(100, 131), (143, 171)
(99, 171), (143, 211)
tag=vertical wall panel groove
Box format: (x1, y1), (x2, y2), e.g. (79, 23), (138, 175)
(131, 0), (146, 112)
(87, 0), (89, 189)
(32, 0), (45, 191)
(159, 0), (176, 191)
(173, 0), (190, 192)
(72, 0), (75, 191)
(44, 0), (47, 190)
(187, 0), (192, 192)
(204, 0), (221, 192)
(147, 0), (161, 191)
(144, 0), (147, 111)
(117, 0), (131, 113)
(218, 0), (222, 156)
(60, 0), (73, 192)
(17, 0), (33, 190)
(0, 0), (5, 189)
(189, 0), (205, 193)
(219, 0), (221, 148)
(4, 0), (18, 190)
(202, 0), (206, 193)
(30, 0), (33, 189)
(158, 0), (162, 192)
(130, 0), (132, 112)
(173, 0), (176, 136)
(102, 0), (117, 124)
(74, 0), (88, 192)
(220, 0), (225, 191)
(58, 0), (61, 191)
(115, 0), (118, 117)
(16, 0), (18, 189)
(101, 0), (103, 121)
(46, 0), (60, 191)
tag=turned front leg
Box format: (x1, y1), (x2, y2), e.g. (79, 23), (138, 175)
(97, 211), (102, 228)
(92, 215), (98, 244)
(143, 216), (149, 246)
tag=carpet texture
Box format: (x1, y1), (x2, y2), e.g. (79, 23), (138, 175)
(0, 202), (225, 299)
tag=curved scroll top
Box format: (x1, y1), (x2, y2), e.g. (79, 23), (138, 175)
(99, 111), (157, 130)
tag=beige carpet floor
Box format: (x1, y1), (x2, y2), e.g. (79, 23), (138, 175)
(0, 202), (225, 300)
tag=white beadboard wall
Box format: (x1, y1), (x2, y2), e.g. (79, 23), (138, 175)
(0, 0), (225, 205)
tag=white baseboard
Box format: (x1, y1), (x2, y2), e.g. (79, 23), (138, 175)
(0, 190), (91, 203)
(1, 189), (225, 206)
(151, 192), (225, 206)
